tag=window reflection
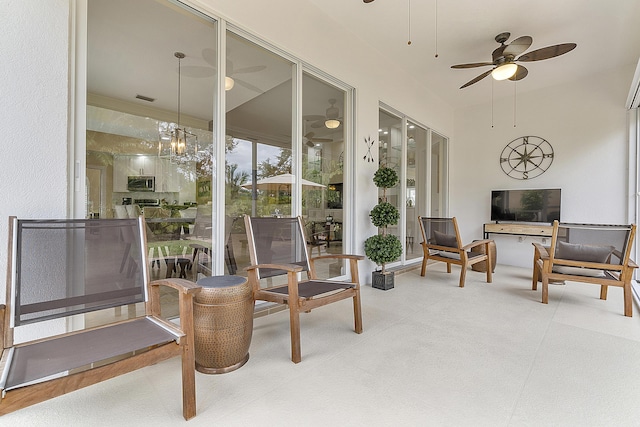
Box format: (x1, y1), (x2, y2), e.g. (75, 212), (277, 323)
(224, 31), (294, 277)
(86, 0), (216, 283)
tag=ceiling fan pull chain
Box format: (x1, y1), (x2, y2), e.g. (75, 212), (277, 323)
(513, 80), (517, 128)
(407, 0), (412, 45)
(491, 78), (494, 128)
(434, 0), (438, 57)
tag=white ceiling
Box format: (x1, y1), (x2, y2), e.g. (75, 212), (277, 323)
(308, 0), (640, 108)
(88, 0), (640, 137)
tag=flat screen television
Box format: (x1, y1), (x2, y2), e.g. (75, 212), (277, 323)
(491, 189), (561, 223)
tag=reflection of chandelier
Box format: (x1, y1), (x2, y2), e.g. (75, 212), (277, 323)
(159, 52), (197, 163)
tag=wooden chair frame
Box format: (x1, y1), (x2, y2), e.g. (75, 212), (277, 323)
(0, 217), (201, 419)
(418, 216), (493, 287)
(244, 216), (363, 363)
(532, 220), (638, 316)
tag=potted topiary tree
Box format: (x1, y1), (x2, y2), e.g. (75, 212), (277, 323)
(364, 166), (403, 290)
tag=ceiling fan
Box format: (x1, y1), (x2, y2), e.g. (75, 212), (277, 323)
(304, 132), (332, 147)
(304, 99), (343, 129)
(451, 32), (577, 89)
(180, 48), (267, 92)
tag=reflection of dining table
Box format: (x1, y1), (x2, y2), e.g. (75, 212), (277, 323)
(145, 217), (197, 278)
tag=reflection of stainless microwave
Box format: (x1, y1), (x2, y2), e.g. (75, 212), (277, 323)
(127, 176), (155, 192)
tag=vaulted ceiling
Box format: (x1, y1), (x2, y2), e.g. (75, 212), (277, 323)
(308, 0), (640, 108)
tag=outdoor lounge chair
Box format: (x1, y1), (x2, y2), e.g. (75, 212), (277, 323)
(532, 221), (637, 316)
(244, 216), (363, 363)
(418, 216), (493, 287)
(0, 217), (201, 419)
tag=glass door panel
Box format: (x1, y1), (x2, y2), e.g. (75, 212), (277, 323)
(224, 31), (294, 277)
(302, 73), (346, 276)
(378, 110), (402, 241)
(430, 131), (448, 217)
(406, 121), (427, 260)
(87, 0), (216, 282)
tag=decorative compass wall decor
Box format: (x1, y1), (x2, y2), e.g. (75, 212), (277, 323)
(499, 136), (554, 180)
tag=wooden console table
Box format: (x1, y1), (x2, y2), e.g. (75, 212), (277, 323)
(483, 222), (553, 239)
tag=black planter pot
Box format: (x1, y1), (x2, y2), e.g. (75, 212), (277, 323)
(372, 271), (394, 290)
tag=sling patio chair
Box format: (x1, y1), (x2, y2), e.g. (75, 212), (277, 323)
(244, 215), (363, 363)
(418, 216), (493, 287)
(0, 217), (200, 419)
(532, 221), (638, 316)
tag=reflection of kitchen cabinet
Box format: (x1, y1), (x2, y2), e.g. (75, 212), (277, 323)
(113, 155), (158, 192)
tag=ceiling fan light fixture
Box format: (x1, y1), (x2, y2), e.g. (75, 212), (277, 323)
(491, 63), (518, 81)
(225, 76), (235, 91)
(325, 119), (340, 129)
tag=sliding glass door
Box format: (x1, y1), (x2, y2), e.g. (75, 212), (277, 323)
(379, 105), (449, 266)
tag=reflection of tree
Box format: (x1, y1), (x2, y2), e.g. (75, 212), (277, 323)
(258, 149), (291, 178)
(226, 163), (249, 197)
(520, 190), (544, 221)
(521, 190), (543, 211)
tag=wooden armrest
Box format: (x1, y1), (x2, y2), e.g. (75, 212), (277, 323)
(151, 278), (202, 295)
(628, 259), (639, 269)
(245, 263), (304, 273)
(461, 239), (492, 251)
(309, 254), (365, 262)
(149, 279), (201, 329)
(532, 243), (550, 259)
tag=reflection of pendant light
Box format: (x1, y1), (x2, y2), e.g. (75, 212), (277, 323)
(225, 76), (235, 90)
(491, 63), (518, 81)
(158, 52), (197, 163)
(325, 119), (340, 129)
(324, 98), (341, 129)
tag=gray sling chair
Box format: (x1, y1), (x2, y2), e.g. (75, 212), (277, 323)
(418, 216), (493, 287)
(0, 217), (200, 419)
(244, 216), (363, 363)
(532, 221), (638, 316)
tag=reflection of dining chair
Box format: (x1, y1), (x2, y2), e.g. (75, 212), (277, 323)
(187, 207), (238, 276)
(303, 220), (328, 256)
(244, 215), (363, 363)
(418, 216), (493, 288)
(189, 205), (212, 275)
(532, 221), (638, 316)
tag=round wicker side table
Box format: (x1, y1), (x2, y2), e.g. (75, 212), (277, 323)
(471, 240), (497, 273)
(194, 275), (254, 374)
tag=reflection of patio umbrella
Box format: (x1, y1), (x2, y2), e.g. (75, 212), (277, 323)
(242, 173), (325, 191)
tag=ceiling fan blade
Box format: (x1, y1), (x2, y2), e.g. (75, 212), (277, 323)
(517, 43), (577, 62)
(234, 79), (263, 93)
(460, 69), (492, 89)
(503, 36), (533, 57)
(363, 0), (375, 3)
(451, 62), (494, 69)
(233, 65), (267, 74)
(202, 48), (216, 67)
(304, 115), (325, 122)
(311, 120), (324, 128)
(509, 65), (528, 81)
(313, 137), (333, 142)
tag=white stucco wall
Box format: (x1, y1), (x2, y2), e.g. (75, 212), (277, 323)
(0, 0), (70, 303)
(452, 65), (636, 267)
